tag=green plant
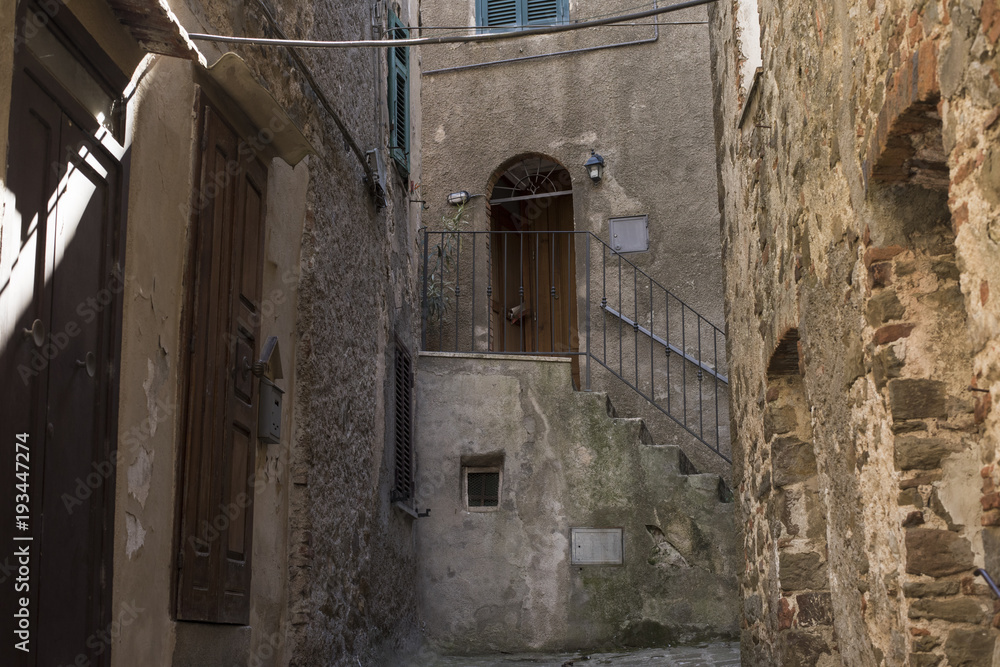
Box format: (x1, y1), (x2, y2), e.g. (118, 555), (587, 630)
(423, 205), (469, 326)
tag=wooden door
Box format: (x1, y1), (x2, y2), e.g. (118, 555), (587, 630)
(176, 98), (266, 624)
(0, 42), (125, 667)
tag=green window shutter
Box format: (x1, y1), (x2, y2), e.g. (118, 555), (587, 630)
(483, 0), (518, 28)
(388, 12), (409, 172)
(526, 0), (561, 24)
(477, 0), (566, 31)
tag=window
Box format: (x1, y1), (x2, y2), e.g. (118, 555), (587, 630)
(464, 467), (502, 510)
(391, 339), (414, 505)
(176, 95), (268, 624)
(387, 11), (409, 173)
(476, 0), (568, 32)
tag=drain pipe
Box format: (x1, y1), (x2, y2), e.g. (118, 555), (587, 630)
(423, 0), (683, 76)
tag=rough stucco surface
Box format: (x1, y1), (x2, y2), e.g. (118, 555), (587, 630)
(412, 353), (737, 653)
(709, 0), (1000, 665)
(418, 0), (731, 477)
(0, 0), (422, 665)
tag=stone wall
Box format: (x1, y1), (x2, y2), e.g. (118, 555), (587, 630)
(1, 0), (423, 664)
(709, 0), (1000, 664)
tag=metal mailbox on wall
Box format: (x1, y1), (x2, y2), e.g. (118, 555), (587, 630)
(571, 527), (624, 565)
(609, 215), (649, 253)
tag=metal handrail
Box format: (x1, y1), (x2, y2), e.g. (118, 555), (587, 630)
(975, 568), (1000, 600)
(419, 229), (730, 462)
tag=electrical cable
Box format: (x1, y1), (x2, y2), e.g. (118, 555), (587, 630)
(187, 0), (716, 49)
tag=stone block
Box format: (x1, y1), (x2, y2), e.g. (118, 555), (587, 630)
(983, 527), (1000, 578)
(889, 379), (948, 421)
(903, 580), (959, 597)
(765, 404), (799, 439)
(874, 347), (905, 391)
(795, 592), (833, 627)
(866, 290), (906, 326)
(870, 262), (894, 288)
(874, 323), (915, 345)
(780, 551), (828, 591)
(909, 654), (942, 667)
(772, 437), (817, 487)
(900, 472), (942, 489)
(907, 597), (986, 623)
(912, 634), (941, 652)
(894, 436), (955, 470)
(944, 628), (996, 666)
(897, 488), (924, 507)
(778, 630), (831, 667)
(905, 528), (974, 577)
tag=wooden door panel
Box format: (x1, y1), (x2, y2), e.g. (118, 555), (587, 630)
(177, 98), (265, 624)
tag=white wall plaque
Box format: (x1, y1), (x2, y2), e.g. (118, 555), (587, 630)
(571, 528), (624, 565)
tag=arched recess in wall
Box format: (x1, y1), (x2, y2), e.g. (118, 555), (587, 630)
(756, 329), (839, 662)
(864, 43), (982, 651)
(485, 154), (579, 384)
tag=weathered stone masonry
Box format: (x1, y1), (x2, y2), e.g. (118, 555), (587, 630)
(710, 0), (1000, 665)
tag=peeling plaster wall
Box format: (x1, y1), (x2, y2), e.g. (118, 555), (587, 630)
(708, 0), (1000, 665)
(413, 353), (738, 653)
(418, 0), (731, 476)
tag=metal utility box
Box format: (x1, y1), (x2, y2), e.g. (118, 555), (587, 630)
(258, 377), (284, 444)
(571, 527), (624, 565)
(609, 215), (649, 253)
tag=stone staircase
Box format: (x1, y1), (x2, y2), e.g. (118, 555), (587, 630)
(413, 353), (738, 653)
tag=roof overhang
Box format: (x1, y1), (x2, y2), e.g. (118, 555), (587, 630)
(105, 0), (204, 64)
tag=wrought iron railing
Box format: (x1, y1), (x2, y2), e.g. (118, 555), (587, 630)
(420, 229), (730, 462)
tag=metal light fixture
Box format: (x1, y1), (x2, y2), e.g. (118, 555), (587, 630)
(585, 150), (605, 183)
(447, 191), (471, 206)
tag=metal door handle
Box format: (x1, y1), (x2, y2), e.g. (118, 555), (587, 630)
(23, 319), (45, 347)
(76, 351), (97, 378)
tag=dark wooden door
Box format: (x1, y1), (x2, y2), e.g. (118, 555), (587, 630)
(1, 50), (124, 667)
(176, 99), (266, 624)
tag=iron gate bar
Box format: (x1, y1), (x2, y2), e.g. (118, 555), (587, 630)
(489, 190), (574, 205)
(600, 306), (728, 383)
(418, 228), (729, 461)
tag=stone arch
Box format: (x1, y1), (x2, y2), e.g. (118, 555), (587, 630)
(864, 41), (987, 665)
(756, 328), (839, 664)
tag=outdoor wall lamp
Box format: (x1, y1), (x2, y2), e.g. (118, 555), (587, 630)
(446, 191), (485, 206)
(585, 150), (605, 183)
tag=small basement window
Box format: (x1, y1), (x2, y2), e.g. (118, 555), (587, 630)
(464, 467), (502, 510)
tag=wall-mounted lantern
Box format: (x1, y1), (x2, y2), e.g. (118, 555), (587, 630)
(585, 150), (605, 183)
(447, 191), (471, 206)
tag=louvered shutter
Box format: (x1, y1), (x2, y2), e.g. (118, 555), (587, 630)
(526, 0), (562, 25)
(388, 12), (409, 172)
(483, 0), (518, 28)
(477, 0), (566, 31)
(391, 340), (414, 504)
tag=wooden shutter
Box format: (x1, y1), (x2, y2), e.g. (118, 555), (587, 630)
(391, 341), (414, 503)
(388, 13), (409, 172)
(177, 97), (267, 624)
(526, 0), (562, 24)
(483, 0), (518, 27)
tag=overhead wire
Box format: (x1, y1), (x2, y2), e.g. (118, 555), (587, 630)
(186, 0), (716, 49)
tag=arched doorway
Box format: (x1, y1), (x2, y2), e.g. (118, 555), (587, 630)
(488, 156), (579, 383)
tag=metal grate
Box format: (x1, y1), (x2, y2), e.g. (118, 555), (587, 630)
(467, 471), (500, 507)
(391, 339), (414, 503)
